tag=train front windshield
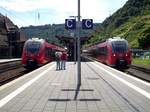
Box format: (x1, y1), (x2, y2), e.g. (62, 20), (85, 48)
(112, 41), (128, 53)
(25, 42), (41, 54)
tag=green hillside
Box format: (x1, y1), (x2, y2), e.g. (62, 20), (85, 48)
(88, 0), (150, 49)
(112, 15), (150, 48)
(21, 24), (61, 44)
(21, 23), (101, 45)
(21, 0), (150, 49)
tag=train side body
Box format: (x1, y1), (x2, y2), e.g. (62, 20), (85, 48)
(22, 38), (64, 69)
(85, 37), (132, 69)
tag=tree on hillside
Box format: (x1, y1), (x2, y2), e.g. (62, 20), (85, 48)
(138, 27), (150, 49)
(138, 34), (150, 49)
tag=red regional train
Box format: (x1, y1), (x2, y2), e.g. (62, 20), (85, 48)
(84, 37), (132, 69)
(22, 38), (64, 69)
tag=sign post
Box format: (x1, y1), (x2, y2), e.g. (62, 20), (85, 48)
(65, 0), (93, 87)
(77, 0), (81, 86)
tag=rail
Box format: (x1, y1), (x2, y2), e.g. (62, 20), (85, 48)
(130, 64), (150, 74)
(0, 61), (22, 74)
(0, 61), (24, 85)
(0, 59), (21, 64)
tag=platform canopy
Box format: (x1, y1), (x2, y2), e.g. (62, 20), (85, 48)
(55, 35), (92, 45)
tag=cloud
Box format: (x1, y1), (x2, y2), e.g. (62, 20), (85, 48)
(0, 0), (76, 13)
(0, 0), (127, 26)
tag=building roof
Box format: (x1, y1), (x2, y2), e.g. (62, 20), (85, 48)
(0, 14), (18, 32)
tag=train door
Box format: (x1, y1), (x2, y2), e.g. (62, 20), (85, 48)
(45, 47), (53, 62)
(103, 46), (108, 63)
(97, 47), (107, 63)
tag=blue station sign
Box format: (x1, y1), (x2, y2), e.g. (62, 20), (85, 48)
(82, 19), (93, 29)
(65, 19), (76, 30)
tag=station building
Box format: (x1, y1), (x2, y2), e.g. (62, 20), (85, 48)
(0, 14), (26, 58)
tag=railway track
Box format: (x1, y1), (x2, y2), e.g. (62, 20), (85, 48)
(0, 61), (22, 74)
(0, 60), (51, 85)
(126, 65), (150, 82)
(130, 65), (150, 74)
(0, 60), (28, 85)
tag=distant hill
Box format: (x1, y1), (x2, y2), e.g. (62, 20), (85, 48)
(21, 23), (101, 45)
(89, 0), (150, 49)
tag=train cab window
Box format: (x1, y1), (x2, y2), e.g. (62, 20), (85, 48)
(112, 41), (128, 53)
(25, 42), (41, 54)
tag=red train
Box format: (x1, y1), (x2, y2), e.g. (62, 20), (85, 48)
(22, 38), (64, 69)
(84, 37), (132, 69)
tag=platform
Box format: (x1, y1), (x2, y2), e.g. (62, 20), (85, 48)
(0, 58), (21, 63)
(0, 61), (150, 112)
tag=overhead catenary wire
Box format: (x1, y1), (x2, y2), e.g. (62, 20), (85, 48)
(0, 6), (32, 26)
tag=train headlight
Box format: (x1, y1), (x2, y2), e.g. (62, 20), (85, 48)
(126, 54), (128, 56)
(113, 54), (116, 56)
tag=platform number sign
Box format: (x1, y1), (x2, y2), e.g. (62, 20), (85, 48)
(82, 19), (93, 29)
(65, 19), (93, 30)
(65, 19), (76, 30)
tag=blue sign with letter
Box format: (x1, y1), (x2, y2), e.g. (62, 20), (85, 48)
(82, 19), (93, 29)
(65, 19), (76, 30)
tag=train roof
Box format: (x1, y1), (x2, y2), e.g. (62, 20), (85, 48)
(108, 37), (127, 42)
(93, 37), (127, 45)
(26, 38), (45, 44)
(84, 37), (128, 49)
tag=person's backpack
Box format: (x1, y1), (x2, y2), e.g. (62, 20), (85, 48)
(55, 52), (60, 60)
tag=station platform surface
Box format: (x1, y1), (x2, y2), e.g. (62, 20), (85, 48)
(0, 58), (21, 63)
(0, 61), (150, 112)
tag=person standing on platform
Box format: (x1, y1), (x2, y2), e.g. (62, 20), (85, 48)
(60, 51), (67, 70)
(55, 52), (61, 70)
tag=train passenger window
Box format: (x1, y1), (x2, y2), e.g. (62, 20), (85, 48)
(51, 49), (56, 57)
(45, 48), (52, 57)
(103, 47), (107, 55)
(112, 41), (128, 53)
(25, 42), (41, 54)
(97, 47), (107, 55)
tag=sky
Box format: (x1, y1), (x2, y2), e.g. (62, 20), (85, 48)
(0, 0), (128, 27)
